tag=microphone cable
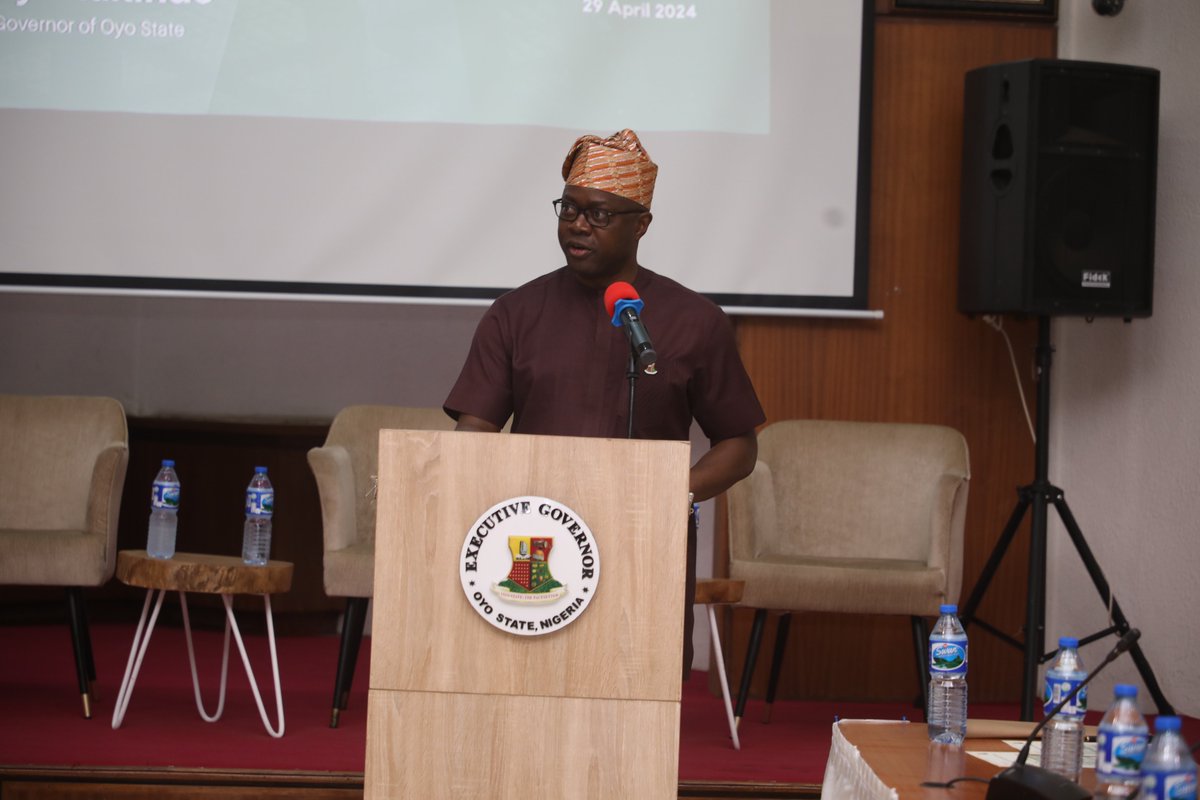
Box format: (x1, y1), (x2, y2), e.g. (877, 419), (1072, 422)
(920, 776), (990, 789)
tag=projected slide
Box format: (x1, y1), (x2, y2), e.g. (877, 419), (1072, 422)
(0, 1), (870, 313)
(1, 1), (768, 133)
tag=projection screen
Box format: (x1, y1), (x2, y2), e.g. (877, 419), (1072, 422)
(0, 0), (873, 314)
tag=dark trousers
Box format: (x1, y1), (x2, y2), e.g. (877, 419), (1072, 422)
(682, 508), (698, 680)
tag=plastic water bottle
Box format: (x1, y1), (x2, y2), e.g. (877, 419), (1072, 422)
(1094, 684), (1149, 798)
(146, 459), (180, 559)
(1042, 636), (1088, 782)
(927, 603), (968, 745)
(241, 466), (273, 566)
(1140, 716), (1197, 800)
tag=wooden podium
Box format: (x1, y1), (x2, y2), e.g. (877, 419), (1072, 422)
(364, 430), (691, 799)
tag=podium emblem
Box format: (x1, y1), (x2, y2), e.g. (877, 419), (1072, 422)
(495, 536), (567, 604)
(459, 496), (600, 636)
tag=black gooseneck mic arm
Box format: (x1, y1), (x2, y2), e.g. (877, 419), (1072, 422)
(1014, 628), (1142, 766)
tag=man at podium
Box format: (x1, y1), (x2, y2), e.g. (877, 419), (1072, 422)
(444, 128), (765, 674)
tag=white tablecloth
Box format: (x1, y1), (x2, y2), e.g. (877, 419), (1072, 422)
(820, 720), (901, 800)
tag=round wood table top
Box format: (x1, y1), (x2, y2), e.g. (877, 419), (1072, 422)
(694, 578), (745, 605)
(116, 550), (293, 595)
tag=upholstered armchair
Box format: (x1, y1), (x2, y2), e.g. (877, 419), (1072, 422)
(0, 394), (130, 718)
(308, 405), (457, 728)
(726, 419), (970, 725)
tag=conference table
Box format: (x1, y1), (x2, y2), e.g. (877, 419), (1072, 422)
(823, 719), (1097, 799)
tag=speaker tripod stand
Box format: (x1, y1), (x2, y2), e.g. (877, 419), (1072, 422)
(959, 316), (1174, 721)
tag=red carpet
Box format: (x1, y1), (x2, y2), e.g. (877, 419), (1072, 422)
(0, 622), (890, 784)
(3, 623), (1194, 787)
(1, 623), (367, 772)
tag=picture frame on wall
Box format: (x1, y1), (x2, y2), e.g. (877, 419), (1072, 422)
(890, 0), (1057, 18)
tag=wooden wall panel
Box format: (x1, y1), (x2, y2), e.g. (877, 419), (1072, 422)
(723, 18), (1056, 703)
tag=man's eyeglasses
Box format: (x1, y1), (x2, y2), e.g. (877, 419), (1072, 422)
(552, 198), (644, 228)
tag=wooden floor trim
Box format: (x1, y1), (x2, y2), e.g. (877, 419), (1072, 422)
(1, 765), (820, 799)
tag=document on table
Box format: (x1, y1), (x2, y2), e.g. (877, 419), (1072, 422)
(970, 740), (1097, 769)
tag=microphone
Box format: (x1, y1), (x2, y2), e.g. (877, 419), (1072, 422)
(986, 629), (1142, 800)
(604, 281), (657, 371)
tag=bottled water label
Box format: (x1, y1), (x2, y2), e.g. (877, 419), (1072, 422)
(1097, 731), (1148, 778)
(929, 639), (967, 676)
(1044, 675), (1087, 720)
(245, 488), (273, 516)
(1142, 769), (1197, 800)
(151, 482), (180, 509)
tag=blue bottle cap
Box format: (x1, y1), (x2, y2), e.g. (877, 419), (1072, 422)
(1059, 636), (1079, 648)
(939, 604), (957, 614)
(162, 459), (175, 467)
(255, 466), (268, 473)
(1154, 716), (1181, 732)
(1114, 684), (1138, 698)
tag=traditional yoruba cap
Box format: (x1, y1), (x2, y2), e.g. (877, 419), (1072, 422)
(562, 129), (658, 209)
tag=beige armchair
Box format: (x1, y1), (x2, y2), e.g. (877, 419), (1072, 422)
(0, 394), (129, 718)
(308, 405), (457, 728)
(726, 419), (969, 725)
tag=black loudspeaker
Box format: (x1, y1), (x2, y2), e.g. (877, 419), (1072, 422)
(958, 59), (1159, 317)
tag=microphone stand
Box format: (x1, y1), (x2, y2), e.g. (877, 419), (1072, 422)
(960, 317), (1171, 720)
(625, 350), (637, 440)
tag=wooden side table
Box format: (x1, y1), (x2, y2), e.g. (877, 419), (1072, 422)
(694, 578), (745, 750)
(111, 550), (294, 738)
